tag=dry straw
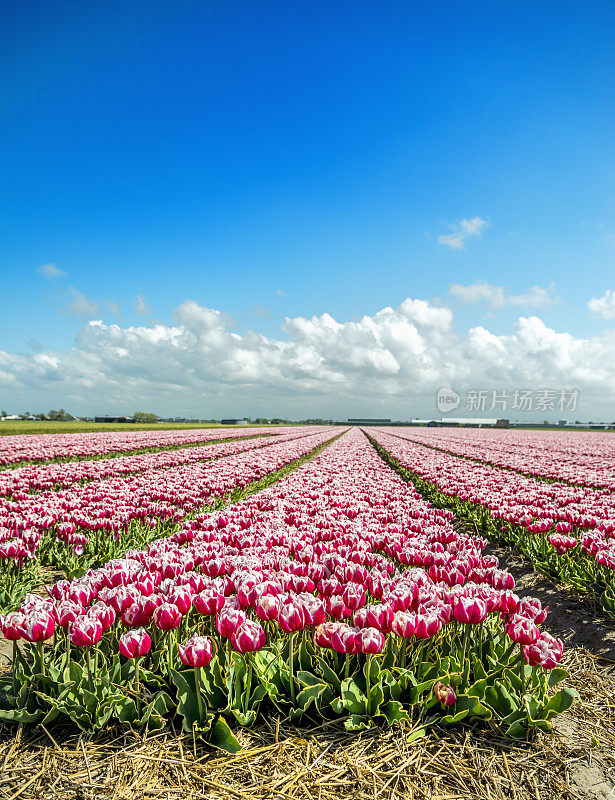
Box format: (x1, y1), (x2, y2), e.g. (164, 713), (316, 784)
(0, 647), (613, 800)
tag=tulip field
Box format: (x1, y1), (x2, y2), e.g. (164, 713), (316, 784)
(368, 427), (615, 618)
(0, 424), (586, 762)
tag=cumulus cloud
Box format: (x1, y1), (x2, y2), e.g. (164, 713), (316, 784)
(588, 289), (615, 320)
(61, 286), (99, 319)
(1, 297), (614, 417)
(134, 294), (150, 316)
(36, 263), (67, 279)
(438, 217), (489, 250)
(450, 281), (555, 309)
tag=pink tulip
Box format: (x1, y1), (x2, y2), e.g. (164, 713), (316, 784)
(70, 615), (103, 646)
(330, 624), (360, 654)
(22, 611), (55, 642)
(153, 602), (182, 630)
(193, 589), (225, 616)
(523, 631), (564, 669)
(505, 614), (540, 646)
(178, 634), (213, 667)
(119, 627), (152, 658)
(357, 627), (385, 654)
(216, 608), (247, 637)
(434, 681), (457, 707)
(231, 619), (266, 652)
(256, 594), (281, 622)
(342, 584), (366, 611)
(169, 586), (193, 615)
(391, 611), (417, 638)
(326, 595), (352, 620)
(277, 601), (305, 633)
(314, 621), (339, 649)
(453, 597), (487, 625)
(54, 600), (82, 628)
(1, 611), (26, 641)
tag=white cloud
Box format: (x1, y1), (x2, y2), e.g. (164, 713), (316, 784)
(1, 297), (614, 417)
(276, 289), (286, 297)
(450, 281), (554, 309)
(36, 263), (67, 279)
(588, 290), (615, 320)
(61, 286), (99, 319)
(438, 216), (489, 250)
(134, 294), (150, 316)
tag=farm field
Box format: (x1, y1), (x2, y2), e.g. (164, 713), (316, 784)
(0, 421), (282, 437)
(0, 426), (613, 799)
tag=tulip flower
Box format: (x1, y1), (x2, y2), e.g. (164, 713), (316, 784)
(70, 615), (103, 647)
(434, 681), (457, 707)
(216, 608), (247, 638)
(522, 631), (564, 669)
(193, 589), (225, 616)
(1, 611), (25, 641)
(153, 602), (182, 630)
(505, 614), (539, 646)
(277, 601), (305, 634)
(357, 627), (385, 654)
(231, 619), (266, 653)
(326, 594), (352, 620)
(453, 597), (487, 625)
(119, 627), (152, 659)
(314, 621), (339, 649)
(178, 634), (213, 668)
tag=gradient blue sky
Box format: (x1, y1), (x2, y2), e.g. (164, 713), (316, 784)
(1, 1), (615, 419)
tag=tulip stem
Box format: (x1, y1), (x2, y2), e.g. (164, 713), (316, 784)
(167, 632), (175, 676)
(365, 654), (372, 710)
(519, 649), (526, 695)
(344, 653), (350, 680)
(195, 666), (204, 721)
(86, 647), (93, 691)
(460, 625), (470, 686)
(244, 656), (253, 715)
(37, 642), (44, 680)
(289, 633), (296, 705)
(12, 641), (17, 697)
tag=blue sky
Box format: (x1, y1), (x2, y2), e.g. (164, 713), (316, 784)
(1, 1), (615, 419)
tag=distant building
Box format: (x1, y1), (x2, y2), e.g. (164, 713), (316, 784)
(347, 418), (392, 425)
(410, 418), (509, 428)
(94, 416), (135, 423)
(221, 419), (249, 425)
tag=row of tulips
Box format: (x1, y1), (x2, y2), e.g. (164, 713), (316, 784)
(0, 425), (287, 468)
(383, 426), (615, 490)
(0, 429), (342, 611)
(0, 429), (313, 497)
(0, 429), (576, 748)
(368, 428), (615, 617)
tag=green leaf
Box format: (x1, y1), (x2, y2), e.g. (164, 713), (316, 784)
(547, 668), (568, 688)
(0, 707), (43, 723)
(345, 714), (370, 731)
(538, 687), (579, 720)
(339, 678), (368, 715)
(208, 717), (242, 753)
(171, 668), (203, 729)
(378, 700), (410, 726)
